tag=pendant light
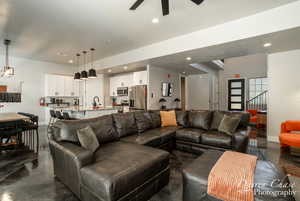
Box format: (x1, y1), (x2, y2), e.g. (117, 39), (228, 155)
(80, 51), (88, 80)
(2, 39), (14, 77)
(88, 48), (97, 78)
(74, 53), (81, 80)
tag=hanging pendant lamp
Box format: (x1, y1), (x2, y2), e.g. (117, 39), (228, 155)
(74, 53), (81, 80)
(88, 48), (97, 78)
(81, 51), (88, 80)
(2, 39), (15, 77)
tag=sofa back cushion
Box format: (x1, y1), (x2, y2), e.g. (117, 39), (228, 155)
(176, 111), (188, 127)
(188, 111), (212, 130)
(149, 111), (161, 128)
(52, 115), (119, 144)
(113, 112), (138, 137)
(134, 112), (153, 133)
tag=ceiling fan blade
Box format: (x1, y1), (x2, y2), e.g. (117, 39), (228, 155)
(161, 0), (169, 16)
(190, 0), (204, 5)
(130, 0), (144, 10)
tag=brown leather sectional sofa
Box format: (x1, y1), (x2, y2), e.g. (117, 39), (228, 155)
(49, 110), (250, 201)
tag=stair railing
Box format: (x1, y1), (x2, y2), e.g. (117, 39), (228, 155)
(246, 90), (268, 111)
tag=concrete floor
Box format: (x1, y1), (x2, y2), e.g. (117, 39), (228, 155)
(0, 126), (300, 201)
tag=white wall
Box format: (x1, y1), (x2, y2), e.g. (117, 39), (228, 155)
(219, 54), (268, 110)
(0, 55), (76, 124)
(148, 66), (180, 110)
(267, 49), (300, 142)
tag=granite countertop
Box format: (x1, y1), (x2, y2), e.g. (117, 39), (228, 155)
(62, 106), (117, 112)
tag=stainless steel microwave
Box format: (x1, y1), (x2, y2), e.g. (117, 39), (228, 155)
(117, 87), (128, 96)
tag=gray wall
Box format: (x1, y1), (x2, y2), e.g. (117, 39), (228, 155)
(218, 54), (268, 110)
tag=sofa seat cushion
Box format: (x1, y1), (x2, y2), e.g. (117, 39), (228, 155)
(176, 128), (205, 143)
(182, 150), (295, 201)
(201, 131), (232, 148)
(80, 142), (169, 201)
(120, 127), (178, 147)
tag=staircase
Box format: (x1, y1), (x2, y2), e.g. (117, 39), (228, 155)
(246, 90), (268, 111)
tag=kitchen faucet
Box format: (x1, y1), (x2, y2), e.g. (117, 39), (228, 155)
(93, 96), (101, 107)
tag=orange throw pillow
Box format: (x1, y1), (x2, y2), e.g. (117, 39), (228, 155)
(160, 110), (178, 127)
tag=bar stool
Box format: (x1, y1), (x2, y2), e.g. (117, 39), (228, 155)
(55, 111), (64, 120)
(62, 112), (77, 120)
(47, 110), (57, 132)
(18, 112), (39, 153)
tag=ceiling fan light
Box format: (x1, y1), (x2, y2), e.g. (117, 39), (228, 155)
(81, 70), (88, 80)
(88, 68), (97, 78)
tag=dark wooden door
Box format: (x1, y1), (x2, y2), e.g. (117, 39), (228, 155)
(228, 79), (245, 111)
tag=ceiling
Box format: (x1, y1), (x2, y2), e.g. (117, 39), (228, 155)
(0, 0), (297, 65)
(109, 26), (300, 75)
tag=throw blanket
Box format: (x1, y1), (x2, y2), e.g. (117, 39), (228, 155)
(208, 151), (257, 201)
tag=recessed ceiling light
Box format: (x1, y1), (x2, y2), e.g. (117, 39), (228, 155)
(68, 60), (73, 64)
(124, 66), (128, 70)
(152, 18), (159, 24)
(263, 43), (272, 47)
(108, 69), (112, 73)
(186, 57), (192, 61)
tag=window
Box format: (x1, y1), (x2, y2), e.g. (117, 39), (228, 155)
(249, 77), (267, 99)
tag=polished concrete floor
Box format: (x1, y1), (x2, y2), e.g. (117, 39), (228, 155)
(0, 126), (300, 201)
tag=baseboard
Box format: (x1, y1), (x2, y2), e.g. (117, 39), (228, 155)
(267, 136), (279, 143)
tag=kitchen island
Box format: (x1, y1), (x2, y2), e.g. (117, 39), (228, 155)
(62, 106), (119, 119)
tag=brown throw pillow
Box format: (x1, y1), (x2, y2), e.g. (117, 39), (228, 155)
(77, 126), (99, 153)
(160, 110), (178, 127)
(218, 115), (241, 135)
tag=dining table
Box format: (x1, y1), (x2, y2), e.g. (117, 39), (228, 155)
(0, 112), (30, 150)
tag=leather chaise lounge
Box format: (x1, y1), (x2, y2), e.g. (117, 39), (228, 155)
(49, 110), (250, 201)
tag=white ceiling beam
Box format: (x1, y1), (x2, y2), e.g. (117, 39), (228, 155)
(94, 1), (300, 69)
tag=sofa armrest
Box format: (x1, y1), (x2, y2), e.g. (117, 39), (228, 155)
(232, 127), (250, 153)
(49, 139), (93, 198)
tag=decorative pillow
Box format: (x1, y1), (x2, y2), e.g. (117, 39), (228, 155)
(77, 126), (99, 153)
(211, 111), (226, 130)
(160, 110), (178, 127)
(149, 111), (161, 128)
(176, 111), (188, 127)
(135, 112), (153, 133)
(188, 111), (212, 130)
(113, 113), (138, 137)
(218, 115), (241, 135)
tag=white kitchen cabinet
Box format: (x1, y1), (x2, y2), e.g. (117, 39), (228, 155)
(133, 71), (148, 85)
(64, 76), (73, 96)
(45, 74), (80, 97)
(109, 76), (119, 96)
(45, 74), (65, 96)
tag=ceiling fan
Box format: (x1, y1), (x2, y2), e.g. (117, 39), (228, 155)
(130, 0), (204, 16)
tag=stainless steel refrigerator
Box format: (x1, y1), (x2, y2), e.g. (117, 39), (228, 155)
(129, 85), (147, 110)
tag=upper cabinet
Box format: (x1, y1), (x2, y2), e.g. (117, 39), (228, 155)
(133, 71), (148, 85)
(45, 74), (79, 97)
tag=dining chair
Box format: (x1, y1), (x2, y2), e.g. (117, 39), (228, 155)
(18, 112), (39, 153)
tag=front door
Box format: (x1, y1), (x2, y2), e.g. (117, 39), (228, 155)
(228, 79), (245, 111)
